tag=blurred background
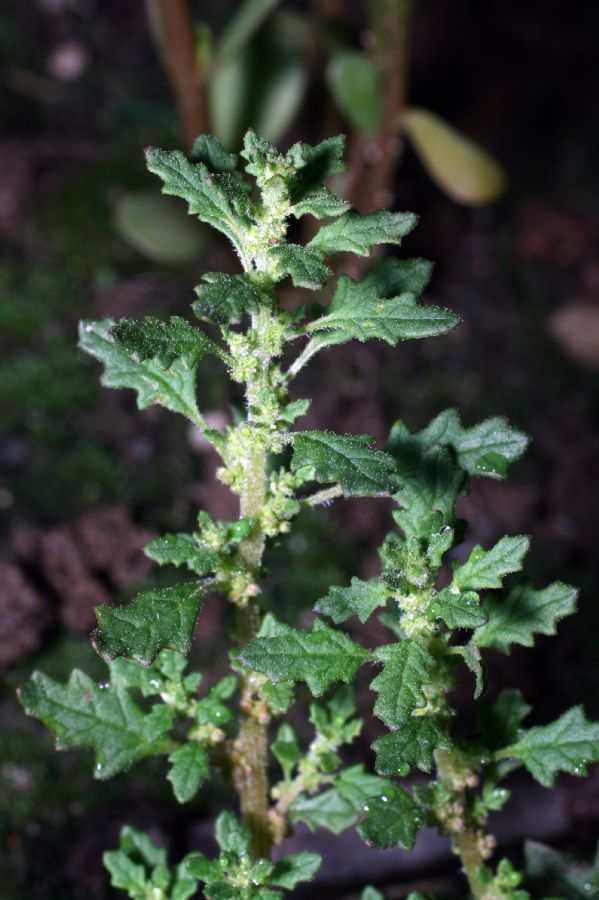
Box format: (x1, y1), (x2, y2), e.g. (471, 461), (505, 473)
(1, 1), (598, 897)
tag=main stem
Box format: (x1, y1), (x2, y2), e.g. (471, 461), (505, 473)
(233, 311), (274, 860)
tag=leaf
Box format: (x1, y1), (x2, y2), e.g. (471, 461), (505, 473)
(286, 135), (346, 201)
(403, 107), (506, 205)
(216, 0), (282, 63)
(113, 191), (207, 264)
(361, 889), (384, 900)
(144, 533), (219, 576)
(358, 781), (422, 850)
(93, 583), (202, 666)
(269, 852), (322, 889)
(215, 811), (251, 857)
(79, 319), (202, 423)
(271, 722), (301, 780)
(290, 788), (358, 834)
(314, 577), (388, 624)
(453, 535), (530, 592)
(306, 275), (459, 351)
(189, 135), (239, 174)
(111, 316), (217, 368)
(167, 743), (210, 803)
(19, 669), (174, 778)
(291, 431), (397, 497)
(292, 188), (350, 219)
(103, 849), (147, 895)
(373, 718), (451, 777)
(478, 689), (531, 751)
(363, 256), (434, 297)
(326, 52), (383, 134)
(456, 640), (486, 699)
(308, 210), (417, 257)
(336, 765), (386, 808)
(371, 640), (435, 729)
(498, 706), (599, 787)
(145, 148), (252, 257)
(388, 409), (528, 481)
(239, 619), (370, 696)
(476, 581), (578, 654)
(429, 588), (487, 630)
(194, 272), (268, 324)
(267, 244), (331, 289)
(392, 445), (465, 540)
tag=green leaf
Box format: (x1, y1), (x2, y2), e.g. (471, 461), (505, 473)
(19, 669), (174, 778)
(239, 619), (370, 696)
(373, 717), (451, 777)
(292, 188), (350, 219)
(291, 431), (397, 497)
(429, 588), (487, 630)
(215, 811), (251, 857)
(326, 52), (383, 134)
(403, 106), (506, 205)
(79, 319), (202, 423)
(111, 316), (218, 368)
(476, 581), (578, 654)
(290, 788), (357, 834)
(145, 148), (252, 257)
(189, 134), (239, 174)
(216, 0), (282, 63)
(478, 689), (531, 751)
(336, 765), (386, 807)
(93, 583), (202, 666)
(453, 535), (530, 592)
(358, 781), (422, 850)
(269, 852), (322, 888)
(314, 577), (388, 624)
(144, 533), (219, 576)
(103, 849), (147, 896)
(184, 852), (223, 883)
(392, 445), (465, 540)
(309, 210), (417, 258)
(194, 272), (268, 324)
(271, 722), (301, 780)
(306, 275), (459, 351)
(363, 256), (433, 296)
(456, 639), (486, 699)
(267, 244), (331, 289)
(371, 640), (435, 729)
(113, 191), (207, 264)
(167, 743), (210, 803)
(498, 706), (599, 787)
(388, 408), (529, 480)
(286, 135), (346, 201)
(361, 889), (384, 900)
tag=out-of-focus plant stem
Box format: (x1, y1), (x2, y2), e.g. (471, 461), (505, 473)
(145, 0), (208, 150)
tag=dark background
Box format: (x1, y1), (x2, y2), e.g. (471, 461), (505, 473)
(1, 1), (598, 897)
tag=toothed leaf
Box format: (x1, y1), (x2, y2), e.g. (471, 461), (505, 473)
(476, 581), (577, 654)
(144, 533), (219, 576)
(358, 781), (422, 850)
(315, 577), (388, 624)
(371, 640), (435, 729)
(373, 718), (451, 777)
(111, 316), (217, 368)
(269, 852), (322, 889)
(292, 431), (397, 497)
(308, 210), (417, 257)
(453, 535), (530, 592)
(194, 272), (268, 324)
(267, 244), (331, 289)
(429, 588), (487, 630)
(292, 188), (350, 219)
(290, 788), (358, 834)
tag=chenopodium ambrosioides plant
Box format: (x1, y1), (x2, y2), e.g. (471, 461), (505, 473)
(19, 131), (599, 900)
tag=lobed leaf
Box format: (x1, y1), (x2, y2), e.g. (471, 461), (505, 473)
(290, 788), (357, 835)
(373, 717), (451, 777)
(286, 135), (346, 201)
(267, 244), (331, 289)
(453, 535), (530, 592)
(144, 533), (219, 576)
(189, 134), (239, 174)
(498, 706), (599, 787)
(358, 781), (422, 850)
(239, 619), (370, 696)
(111, 316), (217, 369)
(193, 272), (269, 324)
(392, 445), (465, 540)
(19, 669), (174, 778)
(93, 584), (203, 666)
(292, 188), (350, 219)
(79, 319), (202, 423)
(291, 430), (397, 497)
(269, 852), (322, 889)
(371, 640), (435, 729)
(314, 576), (388, 624)
(429, 587), (487, 630)
(167, 743), (210, 803)
(271, 722), (301, 781)
(336, 765), (386, 808)
(476, 581), (577, 654)
(308, 210), (417, 257)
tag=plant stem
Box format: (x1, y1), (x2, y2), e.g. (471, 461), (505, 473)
(145, 0), (208, 149)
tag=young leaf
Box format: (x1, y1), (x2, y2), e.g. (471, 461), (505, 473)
(372, 718), (451, 777)
(184, 852), (222, 883)
(93, 584), (203, 666)
(358, 781), (422, 850)
(189, 134), (239, 174)
(145, 149), (252, 258)
(498, 706), (599, 787)
(271, 722), (301, 781)
(269, 852), (322, 889)
(167, 743), (210, 803)
(144, 533), (219, 576)
(429, 588), (487, 630)
(193, 272), (267, 324)
(292, 188), (350, 219)
(103, 849), (148, 896)
(403, 107), (505, 205)
(291, 431), (397, 497)
(361, 889), (384, 900)
(308, 210), (417, 257)
(239, 619), (370, 696)
(452, 535), (530, 592)
(455, 640), (486, 699)
(215, 811), (251, 857)
(336, 765), (386, 807)
(392, 445), (465, 540)
(79, 319), (202, 424)
(19, 670), (174, 778)
(286, 135), (346, 200)
(290, 788), (357, 834)
(314, 576), (388, 624)
(326, 51), (382, 134)
(371, 640), (435, 729)
(267, 244), (331, 289)
(476, 581), (577, 654)
(111, 316), (218, 369)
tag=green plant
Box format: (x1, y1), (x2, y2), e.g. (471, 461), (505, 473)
(19, 130), (599, 900)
